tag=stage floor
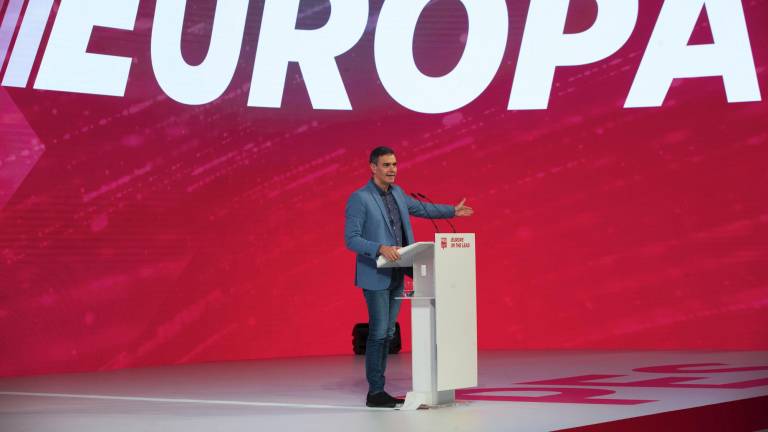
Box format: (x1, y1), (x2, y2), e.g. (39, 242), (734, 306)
(1, 351), (767, 431)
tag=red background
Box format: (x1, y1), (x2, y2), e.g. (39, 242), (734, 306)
(1, 0), (767, 377)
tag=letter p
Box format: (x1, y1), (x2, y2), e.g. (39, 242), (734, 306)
(509, 0), (638, 110)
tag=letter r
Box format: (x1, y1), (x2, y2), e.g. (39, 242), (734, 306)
(248, 0), (367, 110)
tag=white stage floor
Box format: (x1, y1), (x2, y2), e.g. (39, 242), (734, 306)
(1, 351), (767, 431)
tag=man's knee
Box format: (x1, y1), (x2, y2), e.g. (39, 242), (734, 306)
(368, 323), (388, 342)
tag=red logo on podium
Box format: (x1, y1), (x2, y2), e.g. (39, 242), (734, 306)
(441, 238), (448, 249)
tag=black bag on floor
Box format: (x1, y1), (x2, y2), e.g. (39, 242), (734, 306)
(352, 322), (401, 355)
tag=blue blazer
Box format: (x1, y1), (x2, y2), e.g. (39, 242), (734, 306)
(344, 180), (455, 290)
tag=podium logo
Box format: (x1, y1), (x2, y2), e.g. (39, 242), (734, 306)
(449, 237), (471, 249)
(441, 238), (448, 250)
(0, 0), (762, 112)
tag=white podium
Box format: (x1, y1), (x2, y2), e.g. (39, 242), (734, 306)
(377, 233), (477, 409)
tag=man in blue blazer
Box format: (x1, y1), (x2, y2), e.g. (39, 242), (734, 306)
(344, 146), (474, 408)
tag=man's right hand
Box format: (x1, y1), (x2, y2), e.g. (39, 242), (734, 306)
(379, 245), (401, 262)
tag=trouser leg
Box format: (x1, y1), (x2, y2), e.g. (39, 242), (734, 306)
(381, 337), (391, 379)
(381, 283), (403, 379)
(362, 289), (388, 394)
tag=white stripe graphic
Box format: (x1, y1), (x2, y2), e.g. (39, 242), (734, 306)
(0, 391), (384, 411)
(2, 0), (54, 87)
(0, 0), (25, 67)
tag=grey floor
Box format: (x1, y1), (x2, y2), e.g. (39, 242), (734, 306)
(1, 351), (766, 431)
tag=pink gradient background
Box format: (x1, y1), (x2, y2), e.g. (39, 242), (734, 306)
(1, 0), (767, 377)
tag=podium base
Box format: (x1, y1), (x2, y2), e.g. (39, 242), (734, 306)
(400, 390), (455, 410)
(400, 392), (426, 410)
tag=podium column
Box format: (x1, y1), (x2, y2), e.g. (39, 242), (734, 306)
(409, 247), (455, 405)
(403, 233), (477, 409)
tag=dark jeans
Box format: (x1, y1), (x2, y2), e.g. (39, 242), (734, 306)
(362, 284), (403, 394)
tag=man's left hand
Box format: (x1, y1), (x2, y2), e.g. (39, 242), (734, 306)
(454, 198), (474, 217)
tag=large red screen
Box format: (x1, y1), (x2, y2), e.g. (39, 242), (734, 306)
(1, 0), (766, 377)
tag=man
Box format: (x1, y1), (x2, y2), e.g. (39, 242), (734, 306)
(344, 146), (474, 408)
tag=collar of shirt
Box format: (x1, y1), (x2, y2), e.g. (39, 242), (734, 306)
(370, 179), (392, 196)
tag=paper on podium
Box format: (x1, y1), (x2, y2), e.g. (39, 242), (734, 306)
(376, 242), (433, 268)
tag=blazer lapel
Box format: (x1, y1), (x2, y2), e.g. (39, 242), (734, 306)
(392, 188), (413, 245)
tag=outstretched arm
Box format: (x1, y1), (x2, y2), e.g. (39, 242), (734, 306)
(406, 194), (454, 218)
(406, 194), (474, 218)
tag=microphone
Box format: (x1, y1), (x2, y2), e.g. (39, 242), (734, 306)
(417, 192), (457, 233)
(410, 192), (441, 233)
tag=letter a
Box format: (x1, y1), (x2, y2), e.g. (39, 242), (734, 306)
(625, 0), (761, 107)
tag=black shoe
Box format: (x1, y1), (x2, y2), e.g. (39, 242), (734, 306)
(366, 391), (397, 408)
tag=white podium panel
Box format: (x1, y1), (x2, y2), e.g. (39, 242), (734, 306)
(375, 233), (477, 407)
(434, 233), (477, 391)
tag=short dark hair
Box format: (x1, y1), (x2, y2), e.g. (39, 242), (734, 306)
(369, 146), (395, 164)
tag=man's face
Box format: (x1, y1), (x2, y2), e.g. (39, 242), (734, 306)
(371, 153), (397, 186)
